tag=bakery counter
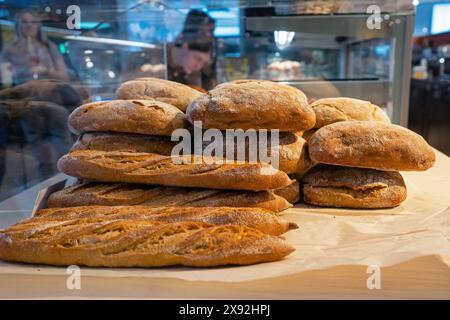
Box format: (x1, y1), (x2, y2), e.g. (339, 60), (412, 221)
(0, 150), (449, 299)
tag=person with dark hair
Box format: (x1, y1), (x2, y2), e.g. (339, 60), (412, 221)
(1, 9), (68, 85)
(167, 9), (216, 90)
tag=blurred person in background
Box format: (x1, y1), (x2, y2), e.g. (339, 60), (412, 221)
(167, 9), (216, 90)
(1, 9), (69, 86)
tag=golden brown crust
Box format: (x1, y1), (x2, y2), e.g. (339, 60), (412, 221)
(68, 100), (188, 136)
(274, 179), (300, 204)
(57, 150), (293, 191)
(0, 219), (295, 267)
(202, 132), (307, 174)
(302, 165), (407, 209)
(186, 80), (315, 131)
(34, 206), (298, 236)
(47, 182), (291, 213)
(310, 97), (390, 128)
(309, 121), (436, 171)
(71, 132), (177, 155)
(116, 77), (202, 112)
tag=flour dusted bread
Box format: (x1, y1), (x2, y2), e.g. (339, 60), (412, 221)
(187, 80), (315, 131)
(302, 165), (407, 209)
(47, 182), (291, 213)
(310, 97), (390, 128)
(68, 100), (188, 136)
(34, 206), (298, 236)
(116, 77), (202, 111)
(57, 150), (292, 191)
(202, 132), (308, 174)
(309, 121), (436, 171)
(0, 219), (294, 267)
(71, 132), (177, 155)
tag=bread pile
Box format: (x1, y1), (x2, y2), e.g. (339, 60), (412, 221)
(302, 97), (436, 208)
(0, 78), (307, 268)
(0, 79), (436, 268)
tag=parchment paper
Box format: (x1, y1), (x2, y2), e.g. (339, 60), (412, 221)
(0, 151), (449, 283)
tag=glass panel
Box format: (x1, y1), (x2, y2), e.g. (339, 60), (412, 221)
(0, 0), (415, 204)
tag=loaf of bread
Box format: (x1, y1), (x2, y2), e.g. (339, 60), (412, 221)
(116, 77), (202, 112)
(57, 150), (293, 191)
(202, 132), (307, 174)
(0, 219), (294, 267)
(302, 165), (407, 209)
(68, 100), (188, 136)
(47, 182), (291, 212)
(274, 179), (300, 204)
(34, 206), (298, 236)
(310, 97), (390, 128)
(71, 132), (177, 155)
(186, 80), (315, 131)
(309, 121), (436, 171)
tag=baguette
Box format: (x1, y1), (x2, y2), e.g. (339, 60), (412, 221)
(34, 206), (298, 236)
(71, 132), (177, 155)
(309, 121), (436, 171)
(0, 219), (295, 267)
(68, 100), (188, 136)
(310, 97), (390, 128)
(47, 182), (291, 213)
(302, 165), (407, 209)
(57, 150), (293, 191)
(116, 77), (202, 112)
(186, 80), (315, 131)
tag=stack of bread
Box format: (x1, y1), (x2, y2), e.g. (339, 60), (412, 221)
(0, 78), (307, 268)
(301, 97), (436, 209)
(0, 79), (436, 269)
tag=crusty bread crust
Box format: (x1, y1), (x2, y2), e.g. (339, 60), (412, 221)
(0, 219), (295, 267)
(116, 77), (202, 112)
(57, 150), (293, 191)
(186, 80), (315, 131)
(310, 97), (390, 128)
(274, 179), (300, 204)
(309, 121), (435, 171)
(68, 100), (188, 136)
(71, 132), (177, 155)
(47, 182), (291, 213)
(302, 165), (407, 209)
(34, 206), (298, 236)
(202, 132), (308, 174)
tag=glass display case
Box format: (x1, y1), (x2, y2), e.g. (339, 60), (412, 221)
(0, 0), (415, 203)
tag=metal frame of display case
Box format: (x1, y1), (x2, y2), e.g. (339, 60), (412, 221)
(245, 12), (415, 126)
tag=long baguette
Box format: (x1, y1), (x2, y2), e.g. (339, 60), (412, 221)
(47, 182), (291, 213)
(34, 206), (298, 236)
(0, 219), (295, 267)
(57, 150), (293, 191)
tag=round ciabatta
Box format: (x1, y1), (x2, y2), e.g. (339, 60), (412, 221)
(302, 165), (407, 209)
(186, 80), (315, 131)
(68, 99), (188, 136)
(309, 121), (435, 171)
(116, 77), (202, 111)
(310, 97), (390, 128)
